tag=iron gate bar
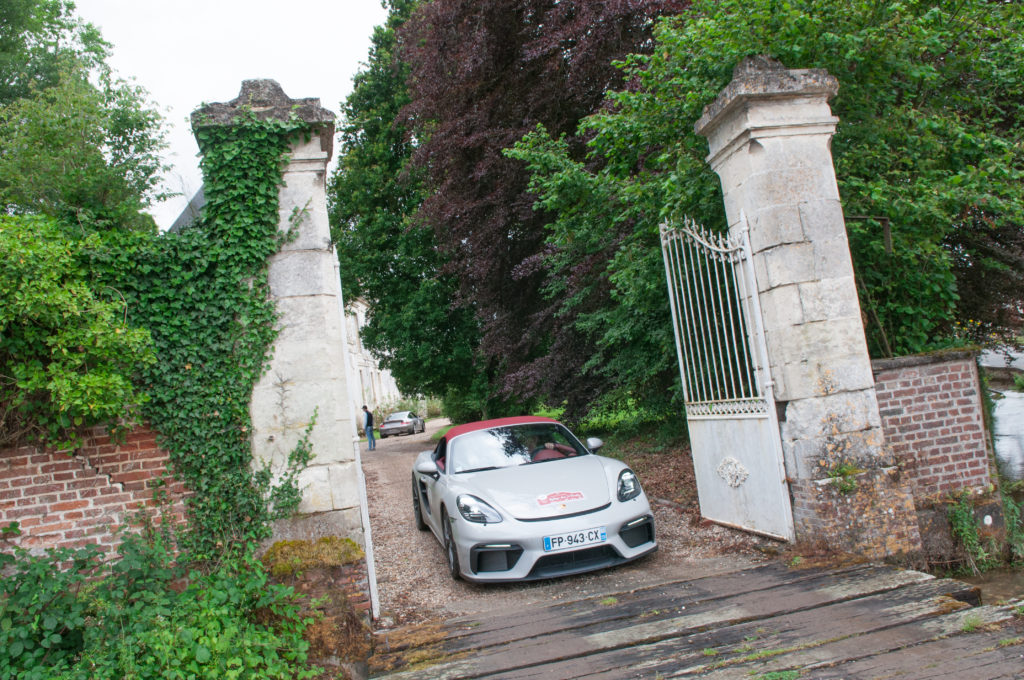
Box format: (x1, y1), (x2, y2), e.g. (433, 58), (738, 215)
(660, 215), (794, 540)
(661, 217), (765, 415)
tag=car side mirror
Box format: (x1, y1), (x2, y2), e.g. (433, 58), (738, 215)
(586, 437), (604, 452)
(415, 459), (439, 477)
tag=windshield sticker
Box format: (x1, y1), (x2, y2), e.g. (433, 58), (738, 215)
(538, 491), (584, 506)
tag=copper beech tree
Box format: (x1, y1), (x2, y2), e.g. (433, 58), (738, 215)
(398, 0), (687, 420)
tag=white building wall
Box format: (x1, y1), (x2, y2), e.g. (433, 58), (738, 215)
(346, 298), (402, 431)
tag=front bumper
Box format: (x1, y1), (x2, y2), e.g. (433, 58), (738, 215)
(449, 500), (657, 583)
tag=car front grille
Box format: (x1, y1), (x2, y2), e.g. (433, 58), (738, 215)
(527, 545), (622, 579)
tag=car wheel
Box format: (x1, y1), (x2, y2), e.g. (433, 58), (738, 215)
(379, 433), (387, 439)
(412, 478), (428, 531)
(442, 513), (461, 580)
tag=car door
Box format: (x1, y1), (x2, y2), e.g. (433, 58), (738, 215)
(417, 438), (447, 537)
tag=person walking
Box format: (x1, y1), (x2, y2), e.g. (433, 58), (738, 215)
(362, 405), (376, 450)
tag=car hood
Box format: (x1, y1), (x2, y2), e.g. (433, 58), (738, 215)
(466, 456), (612, 520)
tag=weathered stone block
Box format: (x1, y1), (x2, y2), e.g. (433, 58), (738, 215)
(270, 507), (364, 546)
(250, 378), (355, 465)
(273, 295), (345, 345)
(295, 463), (360, 514)
(782, 390), (885, 444)
(745, 204), (805, 253)
(329, 462), (362, 510)
(758, 284), (804, 328)
(761, 242), (817, 288)
(797, 199), (845, 240)
(268, 251), (339, 297)
(798, 277), (861, 323)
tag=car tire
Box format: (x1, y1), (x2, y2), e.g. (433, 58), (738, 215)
(412, 478), (428, 531)
(442, 513), (461, 580)
(380, 433), (387, 439)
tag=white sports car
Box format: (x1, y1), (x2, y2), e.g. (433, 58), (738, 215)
(411, 416), (657, 582)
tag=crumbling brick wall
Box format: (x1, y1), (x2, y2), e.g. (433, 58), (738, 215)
(872, 351), (993, 498)
(0, 425), (188, 554)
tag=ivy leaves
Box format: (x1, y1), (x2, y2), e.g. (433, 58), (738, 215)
(91, 114), (313, 552)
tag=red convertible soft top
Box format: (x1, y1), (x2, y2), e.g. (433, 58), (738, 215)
(442, 416), (560, 443)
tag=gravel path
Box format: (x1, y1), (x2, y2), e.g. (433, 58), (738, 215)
(363, 418), (773, 627)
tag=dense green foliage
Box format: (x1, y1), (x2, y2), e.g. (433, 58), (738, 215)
(332, 0), (686, 421)
(0, 530), (315, 680)
(2, 0), (318, 578)
(0, 3), (165, 232)
(329, 0), (480, 405)
(88, 114), (315, 553)
(0, 0), (165, 448)
(0, 0), (106, 104)
(0, 215), (155, 448)
(509, 0), (1024, 414)
(0, 8), (329, 676)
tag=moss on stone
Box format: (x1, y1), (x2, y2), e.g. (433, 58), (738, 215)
(262, 536), (364, 578)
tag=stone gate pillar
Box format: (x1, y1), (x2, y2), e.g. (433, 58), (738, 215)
(694, 58), (922, 557)
(193, 81), (364, 544)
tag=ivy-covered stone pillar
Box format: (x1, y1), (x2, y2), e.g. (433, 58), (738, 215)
(193, 80), (364, 544)
(695, 57), (922, 558)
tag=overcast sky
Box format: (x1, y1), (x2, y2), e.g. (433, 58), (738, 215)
(73, 0), (389, 229)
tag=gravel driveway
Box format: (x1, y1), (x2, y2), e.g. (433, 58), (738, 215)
(363, 418), (772, 627)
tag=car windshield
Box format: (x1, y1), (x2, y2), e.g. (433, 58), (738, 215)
(385, 412), (408, 421)
(449, 423), (589, 474)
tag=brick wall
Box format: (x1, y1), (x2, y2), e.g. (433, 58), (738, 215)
(872, 351), (992, 499)
(0, 425), (188, 554)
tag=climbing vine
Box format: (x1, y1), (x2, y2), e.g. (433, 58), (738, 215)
(89, 113), (315, 553)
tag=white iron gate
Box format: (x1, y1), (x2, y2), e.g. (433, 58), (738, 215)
(660, 214), (794, 540)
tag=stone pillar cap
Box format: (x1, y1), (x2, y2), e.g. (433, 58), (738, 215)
(694, 56), (838, 138)
(191, 79), (336, 158)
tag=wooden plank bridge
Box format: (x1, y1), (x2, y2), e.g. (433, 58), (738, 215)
(369, 562), (1023, 679)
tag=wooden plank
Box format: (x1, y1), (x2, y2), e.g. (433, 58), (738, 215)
(371, 561), (834, 665)
(370, 565), (935, 678)
(669, 604), (1019, 679)
(489, 578), (984, 679)
(790, 623), (1024, 679)
(376, 562), (792, 651)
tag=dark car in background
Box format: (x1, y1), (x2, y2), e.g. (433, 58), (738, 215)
(379, 411), (426, 438)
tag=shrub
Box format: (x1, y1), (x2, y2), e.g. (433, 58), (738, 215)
(0, 530), (316, 679)
(0, 214), (155, 449)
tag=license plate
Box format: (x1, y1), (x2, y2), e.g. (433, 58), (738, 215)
(543, 526), (607, 552)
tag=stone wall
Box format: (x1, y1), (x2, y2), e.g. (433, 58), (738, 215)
(873, 351), (992, 499)
(0, 425), (188, 554)
(789, 468), (922, 560)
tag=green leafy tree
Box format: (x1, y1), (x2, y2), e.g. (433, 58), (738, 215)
(329, 0), (481, 403)
(0, 0), (107, 105)
(510, 0), (1024, 414)
(0, 0), (166, 233)
(0, 215), (155, 448)
(0, 68), (165, 233)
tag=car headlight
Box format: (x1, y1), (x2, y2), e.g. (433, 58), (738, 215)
(456, 495), (503, 524)
(617, 469), (641, 502)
